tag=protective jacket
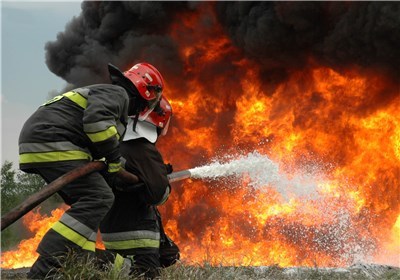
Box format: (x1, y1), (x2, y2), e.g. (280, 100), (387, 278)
(22, 84), (130, 279)
(100, 138), (170, 255)
(19, 84), (129, 171)
(100, 134), (179, 280)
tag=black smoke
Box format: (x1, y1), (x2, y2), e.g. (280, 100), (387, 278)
(215, 2), (400, 82)
(45, 1), (193, 88)
(46, 1), (400, 88)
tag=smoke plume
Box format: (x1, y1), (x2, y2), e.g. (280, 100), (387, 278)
(45, 1), (192, 87)
(46, 1), (400, 86)
(46, 1), (400, 88)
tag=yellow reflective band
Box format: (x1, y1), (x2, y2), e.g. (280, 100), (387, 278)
(82, 241), (96, 251)
(103, 239), (160, 250)
(19, 150), (92, 164)
(86, 126), (118, 143)
(108, 162), (122, 173)
(42, 95), (63, 106)
(63, 91), (88, 109)
(52, 222), (95, 252)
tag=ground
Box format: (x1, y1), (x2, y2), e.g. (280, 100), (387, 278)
(1, 263), (399, 280)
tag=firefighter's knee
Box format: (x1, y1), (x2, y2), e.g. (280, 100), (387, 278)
(102, 189), (115, 211)
(88, 186), (115, 216)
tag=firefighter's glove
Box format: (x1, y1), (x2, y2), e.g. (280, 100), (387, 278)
(105, 159), (123, 187)
(165, 163), (173, 174)
(107, 158), (126, 174)
(107, 176), (125, 191)
(108, 162), (122, 173)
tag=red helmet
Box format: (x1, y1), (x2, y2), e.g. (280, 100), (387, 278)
(108, 62), (164, 120)
(124, 63), (164, 121)
(143, 95), (172, 136)
(123, 63), (164, 101)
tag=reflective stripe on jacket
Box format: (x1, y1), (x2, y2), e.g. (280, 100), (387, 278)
(51, 213), (97, 252)
(102, 230), (160, 250)
(18, 84), (129, 170)
(19, 141), (92, 164)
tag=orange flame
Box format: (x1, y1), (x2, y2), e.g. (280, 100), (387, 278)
(1, 205), (106, 269)
(157, 4), (400, 267)
(1, 207), (66, 269)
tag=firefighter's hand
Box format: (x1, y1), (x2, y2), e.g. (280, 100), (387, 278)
(107, 162), (122, 173)
(115, 169), (139, 185)
(106, 174), (125, 191)
(106, 157), (126, 174)
(165, 163), (173, 174)
(106, 169), (140, 191)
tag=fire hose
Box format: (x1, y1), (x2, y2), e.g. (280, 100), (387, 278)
(1, 162), (192, 231)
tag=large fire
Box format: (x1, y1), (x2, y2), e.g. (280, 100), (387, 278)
(2, 2), (399, 270)
(1, 208), (66, 269)
(158, 4), (400, 268)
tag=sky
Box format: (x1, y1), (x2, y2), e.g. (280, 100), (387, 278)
(1, 1), (83, 167)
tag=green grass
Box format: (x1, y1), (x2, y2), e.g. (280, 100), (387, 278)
(159, 263), (400, 280)
(1, 253), (399, 280)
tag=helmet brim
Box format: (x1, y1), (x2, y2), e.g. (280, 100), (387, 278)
(123, 118), (158, 143)
(108, 63), (125, 80)
(108, 63), (138, 97)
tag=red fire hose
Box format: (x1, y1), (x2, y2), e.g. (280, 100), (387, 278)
(1, 163), (192, 231)
(1, 161), (139, 231)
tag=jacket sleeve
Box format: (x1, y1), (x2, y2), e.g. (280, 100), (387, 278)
(120, 139), (170, 205)
(83, 85), (129, 163)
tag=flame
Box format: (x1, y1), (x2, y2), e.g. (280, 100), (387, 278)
(3, 3), (399, 269)
(1, 205), (106, 269)
(158, 4), (400, 268)
(1, 207), (67, 269)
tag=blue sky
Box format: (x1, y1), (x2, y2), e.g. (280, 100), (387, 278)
(1, 1), (82, 166)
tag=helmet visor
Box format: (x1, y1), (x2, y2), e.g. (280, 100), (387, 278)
(138, 86), (162, 121)
(161, 116), (171, 136)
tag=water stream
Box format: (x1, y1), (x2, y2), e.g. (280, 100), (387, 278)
(189, 151), (321, 199)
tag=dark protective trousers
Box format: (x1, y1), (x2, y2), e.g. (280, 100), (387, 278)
(27, 161), (114, 279)
(100, 190), (179, 279)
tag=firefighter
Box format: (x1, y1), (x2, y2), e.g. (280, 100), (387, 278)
(18, 62), (165, 279)
(100, 96), (180, 279)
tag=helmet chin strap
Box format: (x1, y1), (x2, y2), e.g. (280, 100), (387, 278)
(130, 97), (147, 132)
(132, 114), (139, 132)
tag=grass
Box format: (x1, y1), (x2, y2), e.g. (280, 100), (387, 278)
(159, 263), (400, 280)
(1, 253), (399, 280)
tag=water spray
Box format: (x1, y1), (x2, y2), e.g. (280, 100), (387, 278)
(169, 151), (320, 199)
(169, 151), (280, 186)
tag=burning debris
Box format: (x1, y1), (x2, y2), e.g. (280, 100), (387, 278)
(2, 1), (400, 270)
